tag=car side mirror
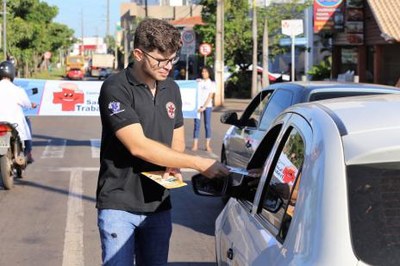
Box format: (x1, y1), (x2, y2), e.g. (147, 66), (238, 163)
(246, 117), (258, 128)
(191, 174), (228, 197)
(220, 111), (239, 126)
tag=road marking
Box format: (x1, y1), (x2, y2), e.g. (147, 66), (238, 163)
(90, 139), (101, 158)
(54, 167), (97, 266)
(41, 139), (67, 159)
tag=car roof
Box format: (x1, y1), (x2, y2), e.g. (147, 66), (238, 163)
(294, 94), (400, 165)
(264, 81), (400, 93)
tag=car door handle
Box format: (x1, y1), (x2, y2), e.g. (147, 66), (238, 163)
(227, 248), (234, 260)
(245, 140), (252, 148)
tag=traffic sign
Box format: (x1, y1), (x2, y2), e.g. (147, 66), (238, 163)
(281, 19), (304, 36)
(181, 30), (196, 55)
(182, 30), (195, 44)
(44, 51), (52, 59)
(199, 43), (212, 56)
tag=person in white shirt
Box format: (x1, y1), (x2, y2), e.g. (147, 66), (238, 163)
(191, 66), (216, 152)
(0, 61), (36, 162)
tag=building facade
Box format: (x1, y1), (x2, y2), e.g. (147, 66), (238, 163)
(330, 0), (400, 86)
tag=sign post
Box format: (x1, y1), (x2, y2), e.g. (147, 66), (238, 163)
(281, 19), (303, 81)
(181, 30), (196, 80)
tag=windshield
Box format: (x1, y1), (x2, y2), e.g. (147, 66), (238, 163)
(347, 162), (400, 266)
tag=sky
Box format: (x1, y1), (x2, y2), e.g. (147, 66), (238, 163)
(44, 0), (129, 38)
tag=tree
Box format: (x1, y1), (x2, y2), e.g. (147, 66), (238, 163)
(195, 0), (311, 97)
(4, 0), (75, 77)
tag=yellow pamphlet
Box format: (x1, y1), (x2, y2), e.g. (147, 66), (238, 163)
(141, 171), (188, 189)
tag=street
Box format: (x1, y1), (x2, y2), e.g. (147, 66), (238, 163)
(0, 99), (248, 266)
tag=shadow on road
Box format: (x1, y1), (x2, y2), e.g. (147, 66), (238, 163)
(170, 180), (225, 236)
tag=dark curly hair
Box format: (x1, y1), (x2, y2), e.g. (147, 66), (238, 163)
(134, 18), (182, 54)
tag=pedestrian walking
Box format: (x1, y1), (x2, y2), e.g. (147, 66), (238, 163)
(96, 18), (229, 266)
(191, 66), (216, 152)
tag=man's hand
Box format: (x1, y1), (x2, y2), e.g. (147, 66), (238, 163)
(31, 102), (38, 109)
(162, 167), (183, 182)
(197, 158), (230, 179)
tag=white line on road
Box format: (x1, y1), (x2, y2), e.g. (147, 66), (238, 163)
(90, 139), (101, 158)
(55, 167), (98, 266)
(41, 139), (67, 159)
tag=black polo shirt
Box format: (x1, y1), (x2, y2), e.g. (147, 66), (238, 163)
(96, 63), (184, 213)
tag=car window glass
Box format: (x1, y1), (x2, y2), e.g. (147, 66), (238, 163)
(236, 125), (284, 207)
(279, 173), (301, 241)
(240, 90), (272, 126)
(259, 90), (293, 131)
(347, 162), (400, 265)
(309, 91), (386, 101)
(260, 127), (305, 234)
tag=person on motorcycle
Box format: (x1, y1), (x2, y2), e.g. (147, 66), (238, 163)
(0, 60), (37, 163)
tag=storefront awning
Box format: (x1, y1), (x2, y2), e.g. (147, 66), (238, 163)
(367, 0), (400, 42)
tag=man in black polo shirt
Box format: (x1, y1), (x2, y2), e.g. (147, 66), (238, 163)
(97, 18), (229, 266)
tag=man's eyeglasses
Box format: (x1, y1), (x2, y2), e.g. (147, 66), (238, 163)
(140, 50), (180, 68)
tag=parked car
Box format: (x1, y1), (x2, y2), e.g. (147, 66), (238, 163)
(193, 94), (400, 265)
(98, 68), (113, 80)
(220, 81), (400, 169)
(66, 68), (84, 80)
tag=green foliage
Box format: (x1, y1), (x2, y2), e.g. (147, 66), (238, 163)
(104, 35), (116, 54)
(195, 0), (312, 97)
(3, 0), (75, 77)
(308, 57), (332, 81)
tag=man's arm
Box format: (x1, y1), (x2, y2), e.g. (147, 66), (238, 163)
(171, 126), (185, 152)
(115, 124), (229, 178)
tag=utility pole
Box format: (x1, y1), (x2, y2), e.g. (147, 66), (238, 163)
(214, 0), (224, 107)
(106, 0), (110, 36)
(251, 0), (258, 98)
(262, 15), (269, 88)
(3, 0), (6, 60)
(81, 9), (84, 56)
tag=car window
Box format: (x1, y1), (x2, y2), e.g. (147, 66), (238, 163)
(240, 90), (272, 127)
(347, 162), (400, 266)
(259, 127), (305, 240)
(235, 125), (284, 209)
(309, 91), (392, 101)
(258, 89), (293, 131)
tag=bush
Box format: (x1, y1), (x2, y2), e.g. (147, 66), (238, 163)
(308, 57), (332, 81)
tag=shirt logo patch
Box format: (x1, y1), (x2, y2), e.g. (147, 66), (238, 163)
(166, 102), (176, 119)
(108, 101), (125, 116)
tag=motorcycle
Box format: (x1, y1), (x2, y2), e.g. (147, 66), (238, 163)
(0, 122), (27, 189)
(0, 87), (38, 189)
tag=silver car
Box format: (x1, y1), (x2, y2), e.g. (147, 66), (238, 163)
(193, 93), (400, 265)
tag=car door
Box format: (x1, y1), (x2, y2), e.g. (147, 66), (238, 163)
(225, 89), (273, 168)
(216, 122), (284, 265)
(247, 113), (312, 265)
(217, 113), (312, 265)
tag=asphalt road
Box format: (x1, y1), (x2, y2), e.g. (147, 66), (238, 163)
(0, 99), (249, 266)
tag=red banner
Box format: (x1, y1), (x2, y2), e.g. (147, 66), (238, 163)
(314, 0), (345, 33)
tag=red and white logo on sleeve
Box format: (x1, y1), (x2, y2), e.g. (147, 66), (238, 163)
(166, 102), (176, 119)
